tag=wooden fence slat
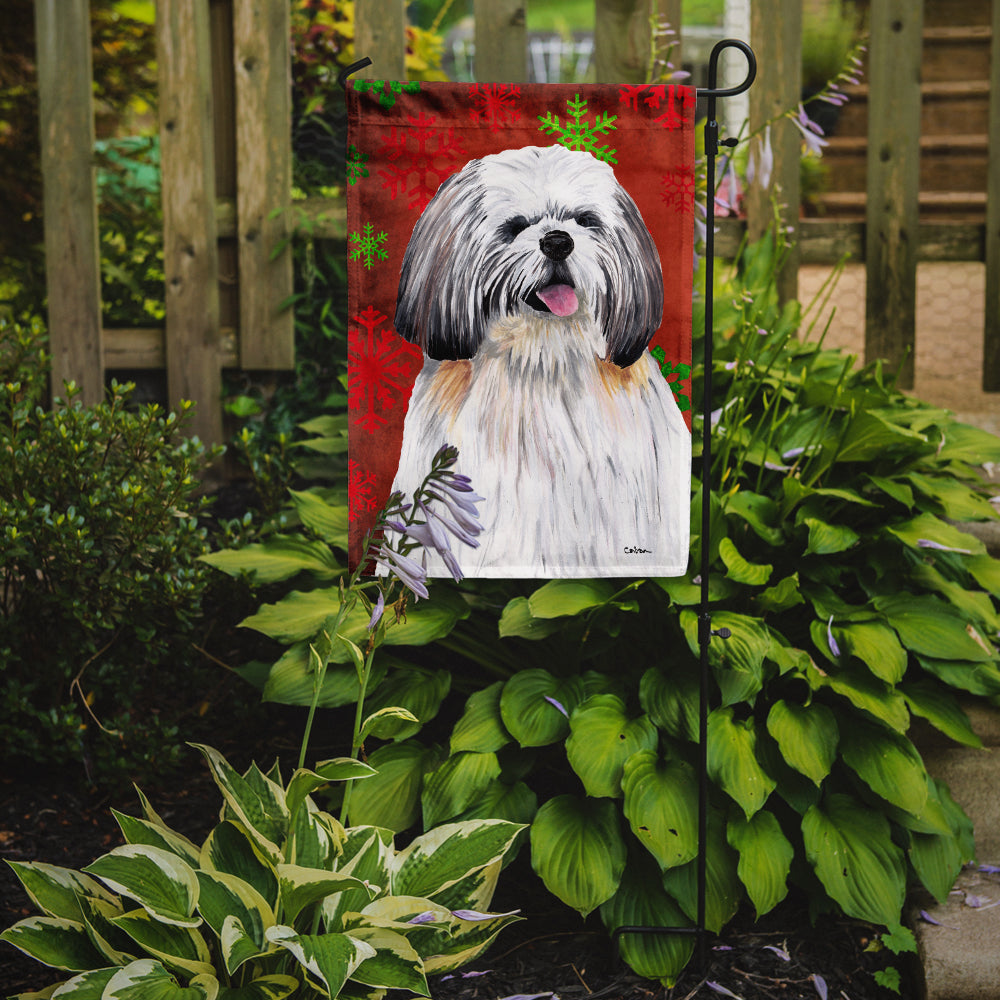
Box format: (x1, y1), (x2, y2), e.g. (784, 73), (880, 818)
(355, 0), (406, 80)
(233, 0), (294, 369)
(34, 0), (103, 405)
(474, 0), (527, 82)
(983, 0), (1000, 389)
(864, 0), (923, 390)
(747, 0), (802, 305)
(157, 0), (223, 445)
(594, 0), (653, 83)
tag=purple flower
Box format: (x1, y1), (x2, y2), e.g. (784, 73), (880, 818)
(451, 908), (520, 921)
(917, 538), (973, 554)
(812, 974), (828, 1000)
(544, 695), (569, 718)
(407, 911), (438, 925)
(827, 616), (841, 658)
(763, 944), (790, 961)
(706, 983), (742, 999)
(367, 590), (385, 631)
(747, 124), (774, 191)
(791, 104), (828, 156)
(374, 544), (429, 600)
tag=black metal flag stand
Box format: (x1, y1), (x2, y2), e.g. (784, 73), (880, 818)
(340, 39), (758, 975)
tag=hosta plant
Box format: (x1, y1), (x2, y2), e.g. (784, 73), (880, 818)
(1, 743), (523, 999)
(340, 235), (1000, 984)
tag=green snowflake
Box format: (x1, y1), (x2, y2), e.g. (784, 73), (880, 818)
(353, 79), (421, 109)
(346, 144), (369, 186)
(538, 94), (618, 163)
(349, 223), (388, 269)
(650, 346), (691, 412)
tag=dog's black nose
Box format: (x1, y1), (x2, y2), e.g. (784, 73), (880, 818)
(539, 230), (574, 260)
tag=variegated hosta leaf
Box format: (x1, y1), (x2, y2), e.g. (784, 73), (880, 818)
(200, 822), (278, 910)
(450, 681), (511, 754)
(565, 695), (658, 799)
(621, 751), (699, 871)
(265, 926), (376, 998)
(4, 861), (118, 922)
(214, 975), (299, 1000)
(195, 871), (274, 974)
(83, 846), (200, 928)
(110, 908), (214, 979)
(802, 793), (906, 926)
(190, 745), (287, 863)
(112, 810), (202, 868)
(529, 795), (626, 917)
(661, 810), (742, 934)
(46, 966), (118, 997)
(599, 853), (694, 987)
(706, 707), (776, 819)
(765, 700), (838, 786)
(422, 907), (522, 975)
(323, 829), (393, 931)
(391, 820), (524, 901)
(421, 751), (501, 829)
(77, 894), (136, 966)
(276, 864), (375, 925)
(727, 810), (793, 918)
(102, 958), (218, 999)
(285, 760), (375, 824)
(425, 859), (502, 916)
(0, 916), (107, 971)
(288, 802), (343, 870)
(344, 926), (429, 995)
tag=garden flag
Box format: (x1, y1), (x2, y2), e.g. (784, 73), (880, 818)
(347, 81), (695, 578)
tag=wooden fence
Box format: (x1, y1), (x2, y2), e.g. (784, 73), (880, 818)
(33, 0), (1000, 445)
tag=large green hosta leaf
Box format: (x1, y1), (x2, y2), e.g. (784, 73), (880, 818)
(600, 853), (694, 987)
(346, 740), (442, 832)
(362, 666), (451, 741)
(526, 579), (617, 618)
(421, 751), (502, 828)
(829, 621), (907, 684)
(900, 680), (982, 748)
(499, 670), (585, 747)
(450, 681), (511, 754)
(621, 751), (699, 871)
(765, 700), (838, 786)
(802, 793), (906, 926)
(530, 795), (626, 917)
(727, 811), (793, 918)
(838, 718), (929, 817)
(566, 695), (658, 798)
(639, 663), (699, 743)
(200, 535), (342, 584)
(707, 708), (775, 818)
(680, 611), (771, 706)
(874, 594), (996, 662)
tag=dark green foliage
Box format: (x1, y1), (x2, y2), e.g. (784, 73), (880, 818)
(0, 317), (220, 783)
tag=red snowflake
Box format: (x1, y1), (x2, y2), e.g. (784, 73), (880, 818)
(618, 84), (693, 130)
(468, 83), (522, 132)
(348, 460), (378, 523)
(377, 112), (467, 212)
(661, 167), (696, 212)
(348, 305), (423, 433)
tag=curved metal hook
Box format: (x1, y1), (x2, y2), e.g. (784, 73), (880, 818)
(337, 57), (373, 90)
(697, 38), (756, 99)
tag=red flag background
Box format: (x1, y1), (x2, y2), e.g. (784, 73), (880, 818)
(347, 81), (696, 576)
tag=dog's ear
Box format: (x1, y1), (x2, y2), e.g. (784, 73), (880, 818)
(599, 190), (665, 368)
(395, 163), (488, 360)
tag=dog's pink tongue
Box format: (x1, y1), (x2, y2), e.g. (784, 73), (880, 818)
(537, 284), (578, 317)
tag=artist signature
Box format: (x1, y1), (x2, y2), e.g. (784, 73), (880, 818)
(623, 546), (652, 554)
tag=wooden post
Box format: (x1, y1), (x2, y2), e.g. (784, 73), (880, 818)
(233, 0), (294, 369)
(355, 0), (406, 80)
(983, 0), (1000, 390)
(594, 0), (652, 84)
(864, 0), (923, 389)
(157, 0), (223, 445)
(747, 0), (802, 305)
(474, 0), (526, 82)
(34, 0), (104, 405)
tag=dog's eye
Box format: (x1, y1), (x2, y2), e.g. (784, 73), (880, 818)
(500, 216), (530, 243)
(574, 211), (601, 229)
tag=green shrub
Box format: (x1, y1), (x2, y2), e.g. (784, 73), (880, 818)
(1, 743), (524, 998)
(0, 317), (220, 783)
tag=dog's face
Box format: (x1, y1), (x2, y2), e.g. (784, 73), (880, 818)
(395, 145), (664, 368)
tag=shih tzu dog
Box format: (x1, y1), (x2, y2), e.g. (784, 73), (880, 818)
(390, 143), (690, 577)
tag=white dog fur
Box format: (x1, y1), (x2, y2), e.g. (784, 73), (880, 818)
(390, 144), (690, 577)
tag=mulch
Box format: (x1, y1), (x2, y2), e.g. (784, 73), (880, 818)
(0, 746), (913, 1000)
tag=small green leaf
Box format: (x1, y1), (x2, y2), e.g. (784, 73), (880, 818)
(719, 537), (772, 585)
(526, 579), (616, 618)
(359, 706), (421, 742)
(765, 700), (838, 786)
(497, 597), (564, 639)
(288, 489), (349, 545)
(803, 517), (859, 555)
(727, 811), (793, 917)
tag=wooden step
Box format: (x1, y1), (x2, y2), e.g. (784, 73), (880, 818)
(922, 25), (993, 83)
(813, 190), (987, 222)
(922, 0), (991, 28)
(831, 80), (991, 138)
(822, 134), (989, 193)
